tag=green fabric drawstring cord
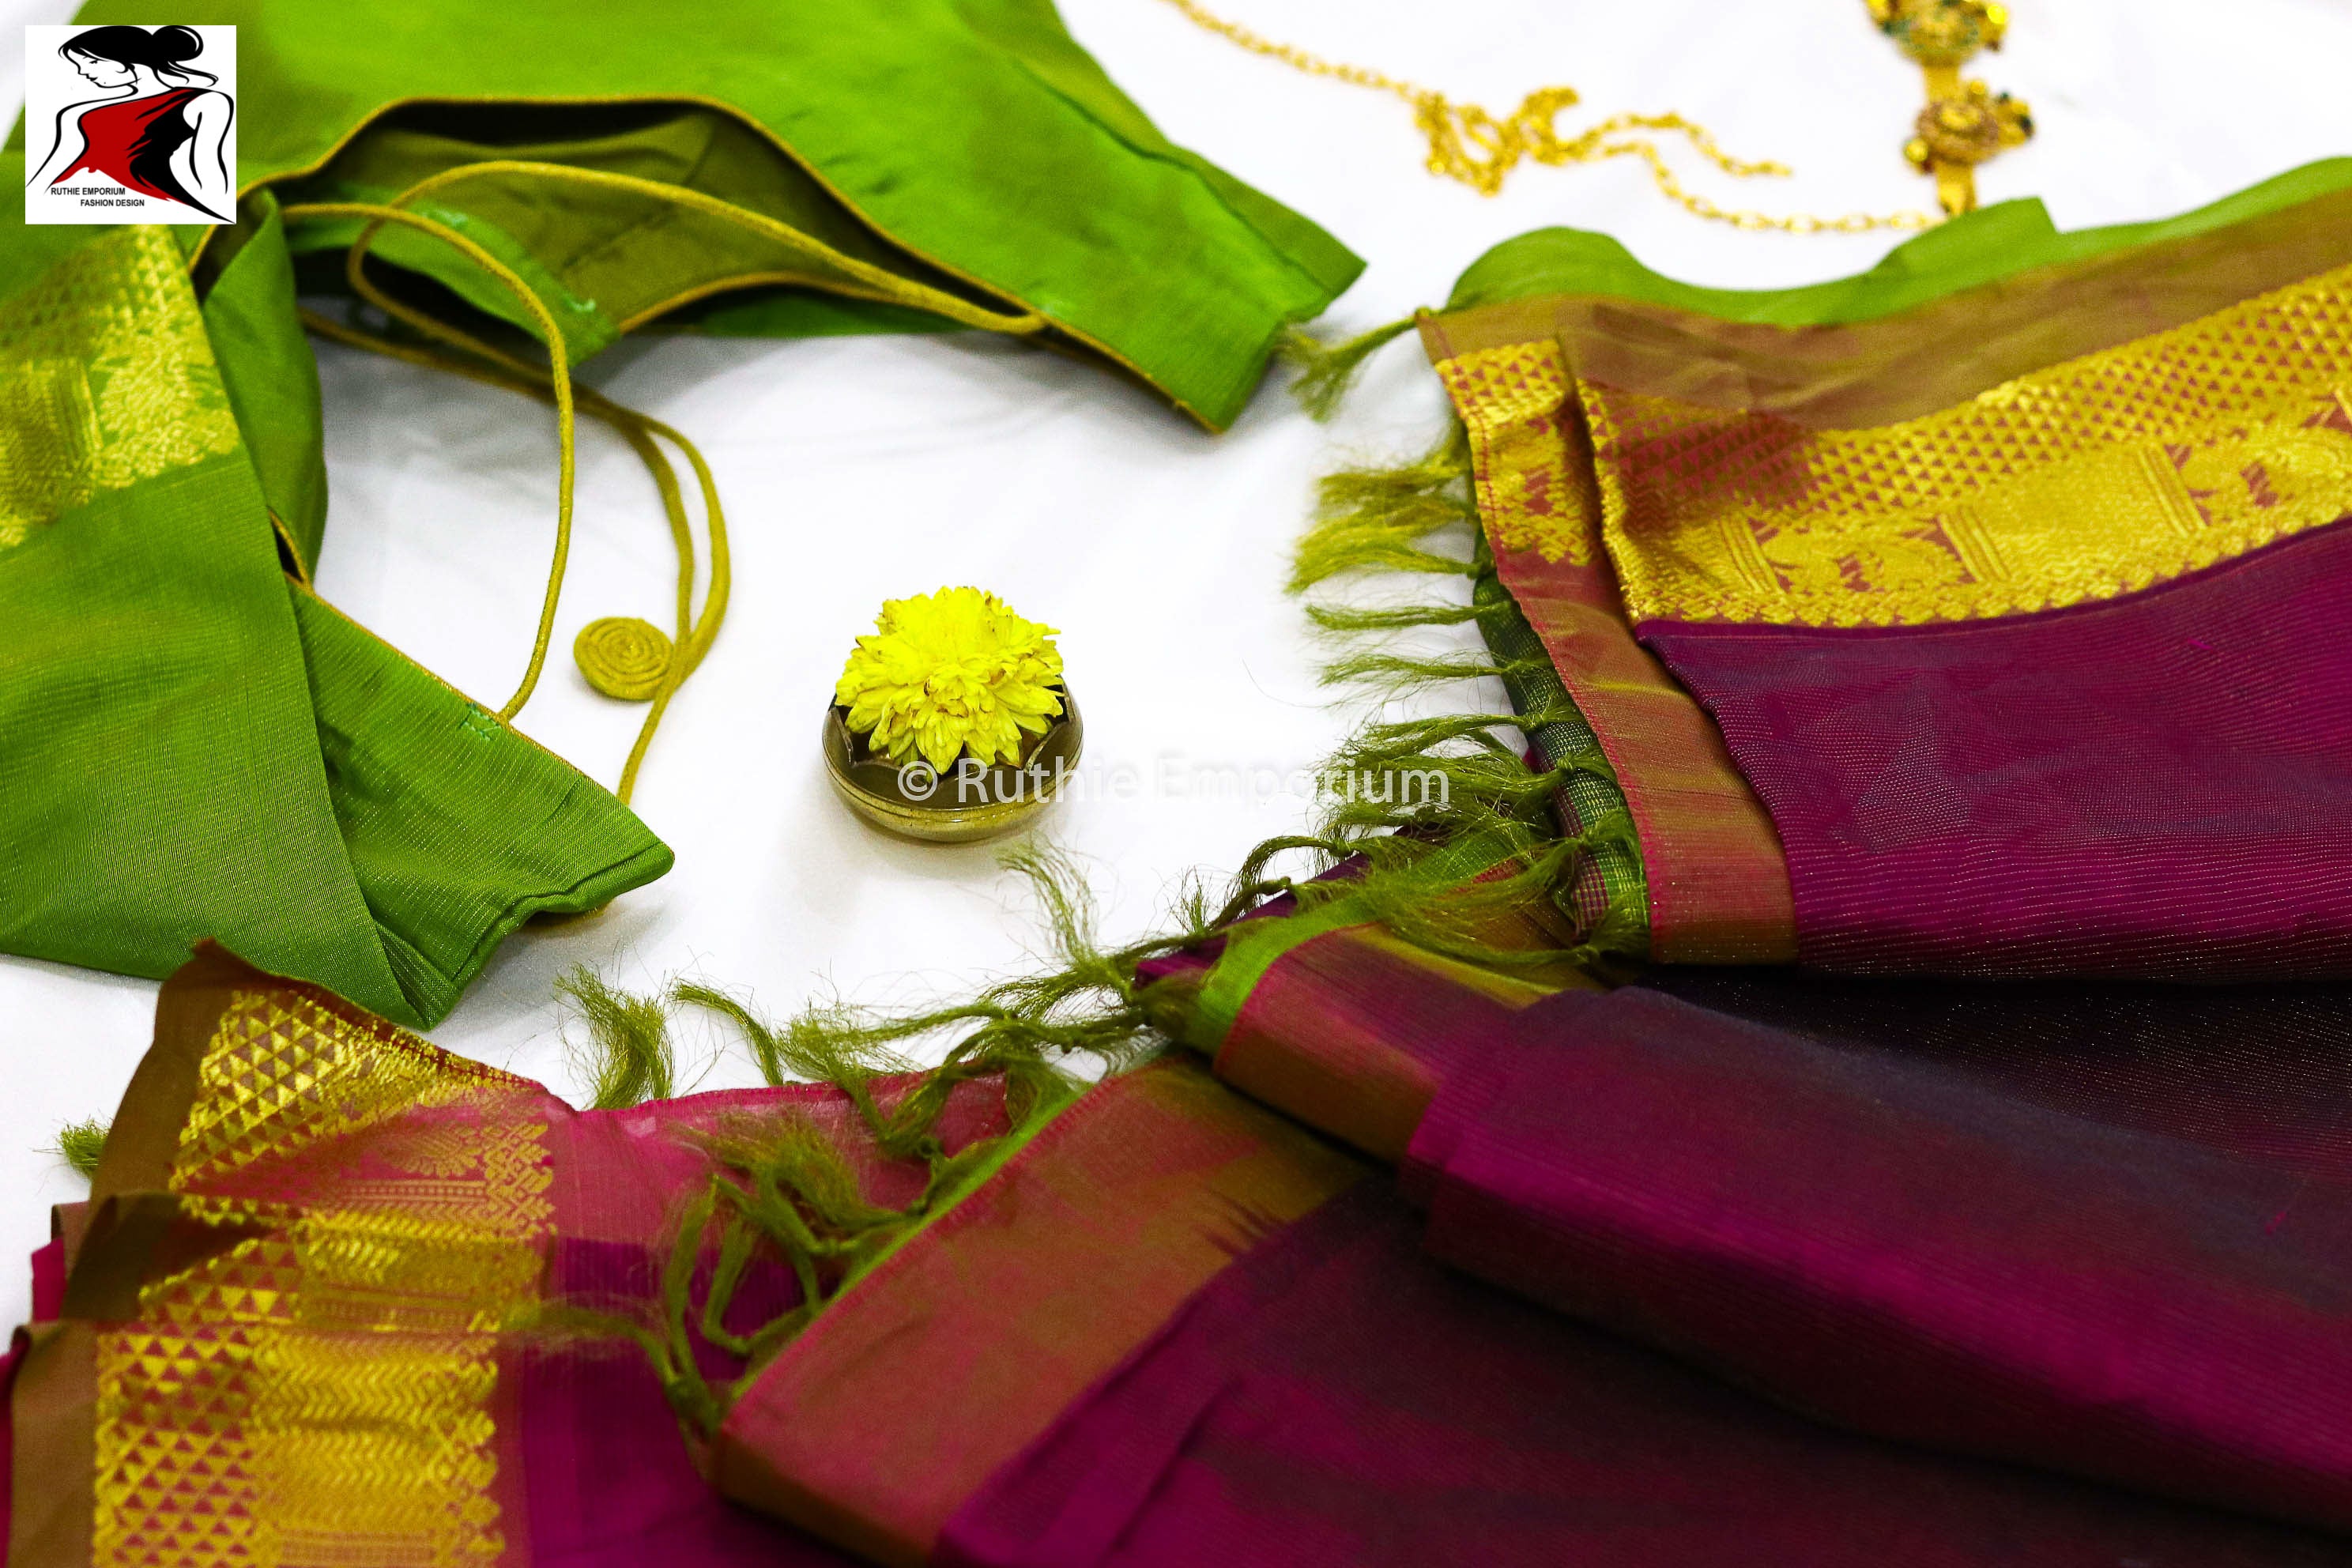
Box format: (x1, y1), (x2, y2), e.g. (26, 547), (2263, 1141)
(284, 191), (733, 805)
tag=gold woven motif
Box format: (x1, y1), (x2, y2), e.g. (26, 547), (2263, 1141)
(1586, 263), (2352, 625)
(93, 987), (552, 1568)
(1435, 341), (1600, 567)
(0, 227), (242, 552)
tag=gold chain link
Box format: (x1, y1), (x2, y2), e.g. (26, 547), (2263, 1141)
(1156, 0), (1936, 232)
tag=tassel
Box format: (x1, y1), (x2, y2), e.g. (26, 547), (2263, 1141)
(1279, 313), (1425, 420)
(55, 1118), (108, 1179)
(1306, 600), (1493, 633)
(1291, 424), (1476, 590)
(531, 848), (1164, 1434)
(557, 967), (680, 1109)
(1317, 648), (1551, 692)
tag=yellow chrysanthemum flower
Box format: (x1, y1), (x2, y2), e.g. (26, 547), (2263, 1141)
(835, 587), (1065, 773)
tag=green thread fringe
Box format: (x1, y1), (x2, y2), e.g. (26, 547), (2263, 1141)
(532, 845), (1267, 1439)
(1278, 315), (1423, 421)
(1291, 425), (1476, 590)
(1285, 411), (1650, 956)
(55, 1118), (108, 1180)
(558, 967), (680, 1110)
(1472, 566), (1651, 945)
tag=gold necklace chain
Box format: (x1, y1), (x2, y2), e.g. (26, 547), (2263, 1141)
(1157, 0), (1937, 232)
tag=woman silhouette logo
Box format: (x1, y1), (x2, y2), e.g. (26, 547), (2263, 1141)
(25, 25), (236, 223)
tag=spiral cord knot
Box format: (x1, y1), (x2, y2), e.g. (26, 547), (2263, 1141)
(575, 616), (677, 701)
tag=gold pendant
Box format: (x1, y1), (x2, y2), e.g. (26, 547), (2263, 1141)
(1868, 0), (2034, 215)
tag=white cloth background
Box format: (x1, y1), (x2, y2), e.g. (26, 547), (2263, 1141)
(4, 0), (2349, 1326)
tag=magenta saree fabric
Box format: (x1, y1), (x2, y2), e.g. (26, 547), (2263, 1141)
(1641, 518), (2352, 978)
(514, 1310), (856, 1567)
(21, 1173), (2346, 1568)
(2, 944), (979, 1566)
(1406, 976), (2352, 1535)
(20, 946), (2352, 1565)
(1146, 888), (2352, 1546)
(940, 1184), (2347, 1567)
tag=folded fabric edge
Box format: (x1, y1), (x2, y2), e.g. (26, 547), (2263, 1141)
(288, 582), (676, 1028)
(1444, 156), (2352, 325)
(240, 85), (1355, 434)
(712, 1057), (1368, 1563)
(1406, 320), (1794, 964)
(1406, 982), (2352, 1535)
(1433, 174), (2352, 430)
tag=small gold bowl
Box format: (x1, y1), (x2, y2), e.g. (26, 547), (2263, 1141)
(821, 687), (1084, 844)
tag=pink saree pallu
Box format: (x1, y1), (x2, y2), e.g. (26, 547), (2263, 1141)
(1419, 158), (2352, 978)
(11, 947), (2352, 1565)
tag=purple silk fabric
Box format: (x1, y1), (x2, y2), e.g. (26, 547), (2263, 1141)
(518, 1238), (853, 1566)
(938, 1184), (2346, 1567)
(516, 1339), (832, 1567)
(1639, 517), (2352, 978)
(1408, 980), (2352, 1536)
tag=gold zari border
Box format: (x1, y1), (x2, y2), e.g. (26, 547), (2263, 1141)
(90, 978), (552, 1568)
(1424, 323), (1799, 965)
(1435, 337), (1595, 567)
(0, 227), (240, 550)
(1585, 263), (2352, 627)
